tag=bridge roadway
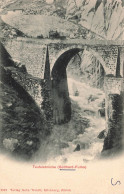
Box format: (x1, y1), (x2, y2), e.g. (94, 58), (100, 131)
(16, 37), (124, 46)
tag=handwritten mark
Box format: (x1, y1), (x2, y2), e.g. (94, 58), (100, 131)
(111, 178), (121, 186)
(59, 169), (76, 171)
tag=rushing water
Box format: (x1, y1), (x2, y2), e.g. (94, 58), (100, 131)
(33, 78), (105, 163)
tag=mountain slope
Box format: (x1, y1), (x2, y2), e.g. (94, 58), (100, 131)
(1, 0), (123, 40)
(66, 0), (124, 40)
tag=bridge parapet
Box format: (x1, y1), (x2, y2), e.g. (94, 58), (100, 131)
(5, 39), (124, 79)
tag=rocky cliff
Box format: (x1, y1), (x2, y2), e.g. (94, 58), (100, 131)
(0, 42), (50, 159)
(0, 0), (124, 40)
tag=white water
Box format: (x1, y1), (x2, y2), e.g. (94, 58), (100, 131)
(33, 78), (105, 164)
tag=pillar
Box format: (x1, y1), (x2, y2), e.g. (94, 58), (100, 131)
(102, 77), (124, 155)
(52, 75), (71, 124)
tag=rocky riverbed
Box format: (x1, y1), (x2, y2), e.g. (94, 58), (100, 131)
(33, 78), (105, 163)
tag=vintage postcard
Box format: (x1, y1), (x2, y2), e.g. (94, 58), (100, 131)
(0, 0), (124, 193)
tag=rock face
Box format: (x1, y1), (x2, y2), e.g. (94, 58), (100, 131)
(102, 94), (124, 156)
(0, 42), (50, 159)
(1, 0), (123, 40)
(66, 0), (124, 40)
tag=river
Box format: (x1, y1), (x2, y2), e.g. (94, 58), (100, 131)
(33, 78), (105, 164)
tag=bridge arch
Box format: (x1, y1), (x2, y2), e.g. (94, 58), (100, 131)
(87, 47), (108, 74)
(51, 46), (107, 124)
(51, 45), (109, 76)
(51, 48), (83, 79)
(51, 48), (83, 124)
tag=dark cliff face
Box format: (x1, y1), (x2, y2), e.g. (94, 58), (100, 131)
(0, 42), (50, 159)
(0, 41), (15, 67)
(102, 93), (124, 156)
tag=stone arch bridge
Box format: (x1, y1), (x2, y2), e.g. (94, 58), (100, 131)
(4, 38), (124, 134)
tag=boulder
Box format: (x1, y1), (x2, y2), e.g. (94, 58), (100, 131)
(88, 95), (99, 103)
(97, 130), (106, 139)
(98, 108), (105, 117)
(3, 138), (19, 152)
(74, 144), (80, 152)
